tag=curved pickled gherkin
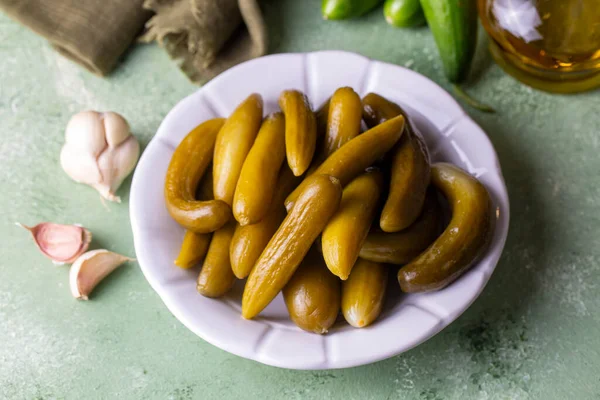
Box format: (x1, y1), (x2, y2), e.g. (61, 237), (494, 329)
(233, 112), (286, 225)
(380, 132), (430, 232)
(165, 118), (232, 233)
(279, 90), (317, 176)
(174, 231), (212, 269)
(197, 222), (237, 298)
(342, 258), (387, 328)
(359, 189), (442, 264)
(283, 250), (341, 334)
(242, 174), (343, 319)
(321, 170), (384, 280)
(308, 89), (362, 175)
(362, 93), (431, 232)
(230, 207), (284, 279)
(323, 87), (362, 159)
(398, 163), (493, 293)
(213, 94), (263, 205)
(362, 92), (403, 128)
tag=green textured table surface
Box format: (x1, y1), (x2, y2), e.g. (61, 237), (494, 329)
(1, 2), (599, 399)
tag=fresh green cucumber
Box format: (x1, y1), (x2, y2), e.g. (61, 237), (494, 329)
(384, 0), (425, 27)
(322, 0), (383, 20)
(419, 0), (477, 82)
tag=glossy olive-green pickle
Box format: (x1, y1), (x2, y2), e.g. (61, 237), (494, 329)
(279, 90), (317, 176)
(213, 94), (263, 205)
(174, 231), (212, 269)
(197, 222), (237, 298)
(230, 208), (284, 279)
(321, 170), (384, 280)
(285, 114), (405, 210)
(323, 87), (362, 158)
(165, 118), (232, 233)
(362, 93), (404, 127)
(342, 258), (387, 328)
(308, 89), (362, 175)
(229, 167), (301, 279)
(242, 174), (343, 319)
(283, 250), (341, 334)
(380, 133), (430, 232)
(398, 163), (493, 293)
(233, 112), (286, 225)
(362, 93), (431, 232)
(359, 189), (442, 264)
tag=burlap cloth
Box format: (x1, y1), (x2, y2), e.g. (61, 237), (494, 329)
(0, 0), (267, 83)
(141, 0), (267, 83)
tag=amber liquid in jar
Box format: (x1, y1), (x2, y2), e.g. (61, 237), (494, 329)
(479, 0), (600, 93)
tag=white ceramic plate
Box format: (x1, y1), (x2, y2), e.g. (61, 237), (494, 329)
(130, 51), (510, 370)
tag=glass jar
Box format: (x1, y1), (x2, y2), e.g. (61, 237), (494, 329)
(478, 0), (600, 93)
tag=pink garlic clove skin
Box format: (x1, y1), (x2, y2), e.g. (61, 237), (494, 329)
(69, 250), (135, 300)
(17, 222), (92, 264)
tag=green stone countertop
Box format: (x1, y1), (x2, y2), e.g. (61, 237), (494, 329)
(1, 1), (599, 399)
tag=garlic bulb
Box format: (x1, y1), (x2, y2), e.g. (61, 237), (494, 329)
(69, 249), (135, 300)
(17, 222), (92, 264)
(60, 111), (140, 203)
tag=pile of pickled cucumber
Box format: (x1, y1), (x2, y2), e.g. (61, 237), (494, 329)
(165, 88), (493, 334)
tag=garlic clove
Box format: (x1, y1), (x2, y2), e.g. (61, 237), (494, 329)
(60, 144), (102, 184)
(69, 249), (135, 300)
(65, 111), (107, 156)
(101, 112), (131, 147)
(94, 133), (140, 203)
(17, 222), (92, 264)
(61, 110), (140, 202)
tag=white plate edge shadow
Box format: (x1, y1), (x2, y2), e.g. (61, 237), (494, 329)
(130, 50), (510, 370)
